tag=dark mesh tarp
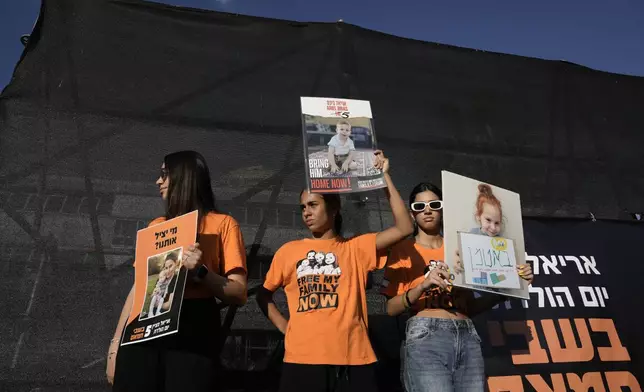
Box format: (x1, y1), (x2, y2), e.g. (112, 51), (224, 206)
(1, 0), (644, 390)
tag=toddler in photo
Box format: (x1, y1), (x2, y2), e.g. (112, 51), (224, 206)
(148, 253), (178, 317)
(327, 120), (357, 174)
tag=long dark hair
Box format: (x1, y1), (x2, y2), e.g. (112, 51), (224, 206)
(300, 190), (343, 235)
(164, 151), (217, 232)
(409, 182), (443, 236)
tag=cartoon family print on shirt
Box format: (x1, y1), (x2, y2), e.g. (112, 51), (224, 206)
(296, 250), (342, 278)
(295, 250), (342, 313)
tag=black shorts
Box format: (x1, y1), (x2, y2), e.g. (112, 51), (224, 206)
(112, 298), (220, 392)
(279, 362), (378, 392)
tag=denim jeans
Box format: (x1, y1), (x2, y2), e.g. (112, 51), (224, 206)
(402, 317), (485, 392)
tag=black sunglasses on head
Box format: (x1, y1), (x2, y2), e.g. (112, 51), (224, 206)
(411, 200), (443, 212)
(160, 169), (168, 181)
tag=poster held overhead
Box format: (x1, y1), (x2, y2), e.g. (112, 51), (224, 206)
(300, 97), (386, 194)
(442, 171), (529, 299)
(120, 210), (198, 345)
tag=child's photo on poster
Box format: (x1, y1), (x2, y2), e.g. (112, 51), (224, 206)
(442, 171), (529, 298)
(139, 247), (182, 321)
(303, 115), (381, 178)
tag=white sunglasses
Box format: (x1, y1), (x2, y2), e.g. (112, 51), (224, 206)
(410, 200), (443, 212)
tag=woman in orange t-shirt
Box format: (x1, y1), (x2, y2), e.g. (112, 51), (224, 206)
(107, 151), (248, 391)
(381, 182), (533, 392)
(257, 150), (413, 392)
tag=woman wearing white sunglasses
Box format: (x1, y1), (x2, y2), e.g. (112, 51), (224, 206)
(380, 182), (532, 391)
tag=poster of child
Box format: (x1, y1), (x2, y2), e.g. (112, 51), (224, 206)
(139, 248), (182, 320)
(301, 97), (386, 193)
(442, 171), (530, 299)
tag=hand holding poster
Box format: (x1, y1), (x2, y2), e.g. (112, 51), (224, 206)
(300, 97), (386, 193)
(442, 171), (530, 299)
(120, 210), (198, 345)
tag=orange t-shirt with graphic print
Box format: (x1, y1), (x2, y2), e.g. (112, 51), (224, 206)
(263, 233), (386, 365)
(380, 239), (473, 315)
(148, 212), (247, 299)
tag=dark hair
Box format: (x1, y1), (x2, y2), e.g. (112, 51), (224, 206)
(409, 182), (443, 235)
(165, 251), (178, 263)
(299, 190), (343, 235)
(164, 150), (217, 232)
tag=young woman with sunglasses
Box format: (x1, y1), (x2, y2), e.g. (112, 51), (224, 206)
(257, 150), (413, 392)
(107, 151), (248, 391)
(380, 182), (533, 392)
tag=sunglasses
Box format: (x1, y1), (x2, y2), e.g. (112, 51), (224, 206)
(410, 200), (443, 212)
(160, 169), (169, 181)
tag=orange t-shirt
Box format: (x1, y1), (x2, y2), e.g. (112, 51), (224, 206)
(380, 239), (473, 315)
(263, 234), (386, 365)
(148, 212), (247, 299)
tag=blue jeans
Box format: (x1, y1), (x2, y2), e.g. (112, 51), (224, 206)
(402, 317), (485, 392)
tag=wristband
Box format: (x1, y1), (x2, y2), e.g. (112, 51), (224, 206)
(404, 289), (412, 308)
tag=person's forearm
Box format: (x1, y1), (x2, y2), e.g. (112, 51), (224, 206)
(386, 284), (425, 316)
(266, 302), (288, 334)
(202, 272), (247, 305)
(109, 285), (134, 356)
(257, 289), (288, 334)
(112, 285), (134, 341)
(385, 173), (414, 235)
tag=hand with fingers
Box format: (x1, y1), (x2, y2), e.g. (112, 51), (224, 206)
(517, 263), (534, 284)
(420, 261), (452, 292)
(454, 249), (464, 275)
(373, 150), (389, 173)
(182, 243), (202, 271)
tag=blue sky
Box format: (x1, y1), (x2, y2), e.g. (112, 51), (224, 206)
(1, 0), (643, 89)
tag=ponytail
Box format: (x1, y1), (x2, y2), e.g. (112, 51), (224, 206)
(475, 183), (502, 218)
(322, 193), (343, 236)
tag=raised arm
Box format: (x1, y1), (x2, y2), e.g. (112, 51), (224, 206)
(256, 287), (288, 334)
(373, 151), (414, 251)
